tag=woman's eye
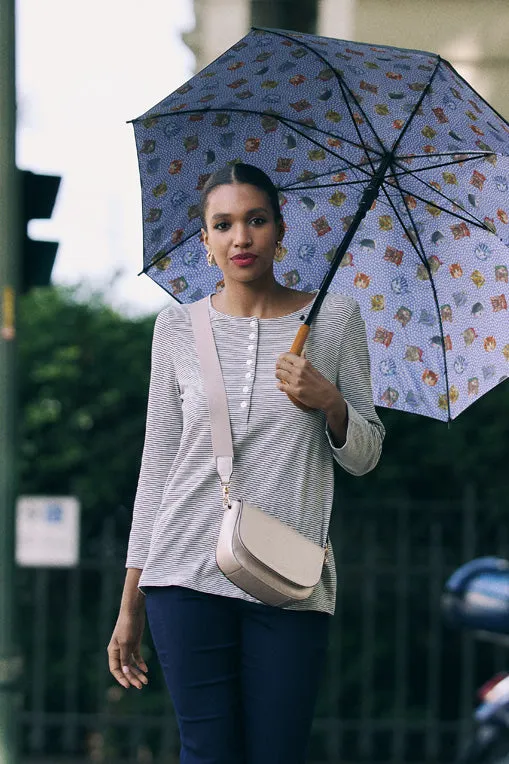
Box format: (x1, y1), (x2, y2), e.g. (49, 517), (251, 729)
(214, 222), (229, 231)
(250, 217), (266, 226)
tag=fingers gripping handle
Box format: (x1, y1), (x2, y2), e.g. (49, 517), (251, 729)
(287, 324), (311, 411)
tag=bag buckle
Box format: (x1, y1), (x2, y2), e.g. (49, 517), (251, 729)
(221, 481), (232, 509)
(217, 456), (233, 509)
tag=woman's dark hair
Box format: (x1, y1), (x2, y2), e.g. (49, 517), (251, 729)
(200, 163), (282, 228)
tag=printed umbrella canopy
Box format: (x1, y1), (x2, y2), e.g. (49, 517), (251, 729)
(131, 27), (509, 421)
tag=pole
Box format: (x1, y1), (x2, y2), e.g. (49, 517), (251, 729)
(286, 152), (391, 410)
(251, 0), (318, 33)
(0, 0), (21, 760)
(306, 152), (393, 327)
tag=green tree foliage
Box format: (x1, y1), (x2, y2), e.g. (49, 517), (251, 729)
(17, 286), (156, 541)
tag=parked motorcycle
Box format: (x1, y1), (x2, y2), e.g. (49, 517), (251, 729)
(443, 557), (509, 763)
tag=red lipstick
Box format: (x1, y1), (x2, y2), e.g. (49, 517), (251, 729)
(231, 253), (257, 267)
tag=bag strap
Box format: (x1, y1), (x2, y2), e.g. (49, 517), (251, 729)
(188, 297), (234, 506)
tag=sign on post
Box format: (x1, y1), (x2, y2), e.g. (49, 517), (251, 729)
(16, 496), (80, 567)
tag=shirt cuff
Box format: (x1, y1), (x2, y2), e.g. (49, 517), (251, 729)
(125, 552), (148, 570)
(325, 400), (380, 476)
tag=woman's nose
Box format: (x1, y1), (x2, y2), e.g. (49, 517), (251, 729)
(233, 225), (252, 247)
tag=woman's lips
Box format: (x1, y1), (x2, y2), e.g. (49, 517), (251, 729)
(231, 254), (257, 267)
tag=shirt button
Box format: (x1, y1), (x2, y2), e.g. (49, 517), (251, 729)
(246, 359), (253, 366)
(249, 333), (256, 340)
(240, 401), (247, 408)
(242, 386), (249, 393)
(250, 320), (257, 328)
(245, 372), (252, 379)
(248, 344), (254, 351)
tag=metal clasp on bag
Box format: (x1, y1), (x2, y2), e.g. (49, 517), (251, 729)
(221, 481), (232, 509)
(217, 456), (233, 510)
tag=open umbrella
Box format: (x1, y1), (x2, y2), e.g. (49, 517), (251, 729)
(131, 27), (509, 421)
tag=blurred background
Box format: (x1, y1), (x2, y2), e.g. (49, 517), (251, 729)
(1, 0), (509, 762)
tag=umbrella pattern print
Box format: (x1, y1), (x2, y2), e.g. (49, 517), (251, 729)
(131, 27), (509, 421)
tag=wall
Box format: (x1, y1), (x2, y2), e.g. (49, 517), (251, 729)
(183, 0), (250, 72)
(319, 0), (509, 118)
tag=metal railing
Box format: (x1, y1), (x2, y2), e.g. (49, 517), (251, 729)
(18, 491), (507, 763)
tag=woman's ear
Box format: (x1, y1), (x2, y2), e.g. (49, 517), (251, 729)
(277, 221), (285, 243)
(201, 227), (209, 248)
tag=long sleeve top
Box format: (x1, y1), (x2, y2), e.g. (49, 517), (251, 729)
(126, 291), (385, 614)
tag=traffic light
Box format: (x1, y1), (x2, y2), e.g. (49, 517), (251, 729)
(20, 169), (61, 293)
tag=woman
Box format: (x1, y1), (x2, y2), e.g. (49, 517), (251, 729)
(108, 162), (385, 763)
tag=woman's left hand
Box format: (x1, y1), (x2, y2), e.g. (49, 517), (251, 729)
(275, 352), (342, 412)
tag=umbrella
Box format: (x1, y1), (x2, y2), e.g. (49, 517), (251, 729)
(130, 27), (509, 421)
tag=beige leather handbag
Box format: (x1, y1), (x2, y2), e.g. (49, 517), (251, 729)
(189, 298), (326, 607)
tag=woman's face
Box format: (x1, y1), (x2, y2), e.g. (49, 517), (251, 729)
(202, 182), (283, 284)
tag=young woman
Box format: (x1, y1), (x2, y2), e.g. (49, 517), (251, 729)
(108, 163), (385, 763)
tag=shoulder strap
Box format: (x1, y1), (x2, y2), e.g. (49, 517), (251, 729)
(188, 297), (233, 488)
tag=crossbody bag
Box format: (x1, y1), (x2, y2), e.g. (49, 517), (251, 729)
(188, 297), (327, 607)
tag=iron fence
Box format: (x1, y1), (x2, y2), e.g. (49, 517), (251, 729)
(17, 490), (507, 763)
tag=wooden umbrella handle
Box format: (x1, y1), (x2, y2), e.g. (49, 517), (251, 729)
(290, 323), (310, 356)
(286, 324), (311, 411)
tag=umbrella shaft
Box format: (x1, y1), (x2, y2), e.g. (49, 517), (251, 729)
(306, 152), (392, 326)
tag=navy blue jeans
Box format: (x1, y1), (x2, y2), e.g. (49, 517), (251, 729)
(145, 586), (331, 764)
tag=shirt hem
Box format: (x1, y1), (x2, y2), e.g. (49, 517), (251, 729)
(138, 575), (335, 615)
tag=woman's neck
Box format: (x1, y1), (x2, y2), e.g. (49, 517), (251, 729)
(211, 278), (292, 319)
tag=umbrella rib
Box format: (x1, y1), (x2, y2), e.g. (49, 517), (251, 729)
(391, 57), (442, 155)
(139, 229), (202, 276)
(251, 26), (387, 158)
(389, 154), (490, 177)
(385, 167), (452, 421)
(273, 115), (382, 157)
(391, 161), (495, 231)
(396, 150), (492, 161)
(443, 57), (509, 137)
(132, 105), (380, 157)
(277, 162), (369, 186)
(387, 183), (489, 231)
(380, 179), (429, 267)
(279, 178), (370, 191)
(275, 115), (374, 177)
(324, 71), (380, 173)
(332, 87), (378, 173)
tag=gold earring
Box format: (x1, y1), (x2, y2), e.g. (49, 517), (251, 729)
(206, 249), (216, 266)
(275, 241), (285, 261)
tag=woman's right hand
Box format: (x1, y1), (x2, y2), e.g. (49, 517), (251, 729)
(107, 608), (149, 690)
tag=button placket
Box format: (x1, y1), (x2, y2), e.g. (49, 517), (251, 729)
(240, 319), (258, 416)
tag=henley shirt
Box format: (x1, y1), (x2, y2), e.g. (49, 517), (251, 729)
(126, 291), (385, 614)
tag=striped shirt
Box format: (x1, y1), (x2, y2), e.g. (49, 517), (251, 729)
(126, 291), (385, 614)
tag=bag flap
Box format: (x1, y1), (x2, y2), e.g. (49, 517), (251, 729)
(236, 503), (325, 588)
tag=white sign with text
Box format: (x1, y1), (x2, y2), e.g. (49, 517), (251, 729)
(16, 496), (80, 567)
